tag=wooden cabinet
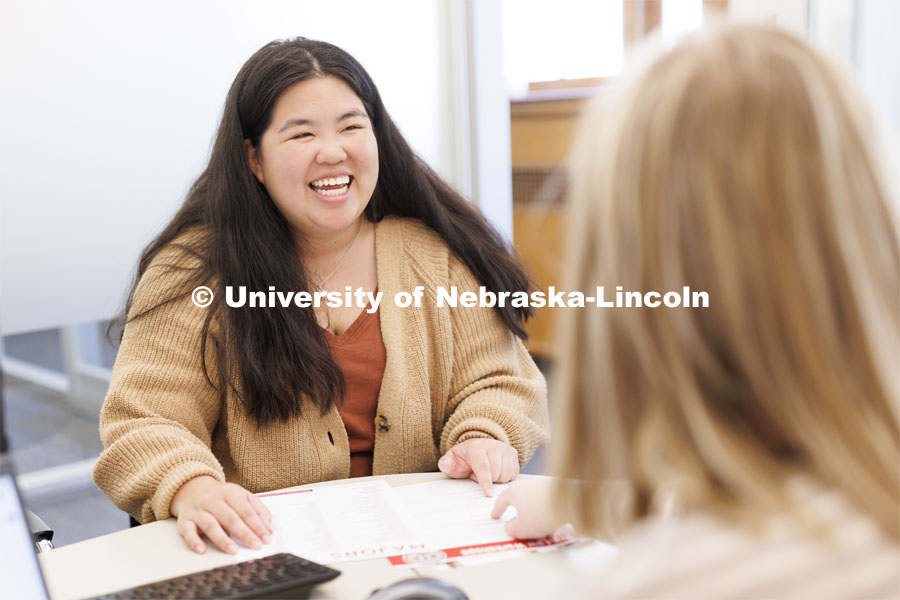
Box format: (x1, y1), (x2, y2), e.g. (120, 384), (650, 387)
(510, 97), (586, 358)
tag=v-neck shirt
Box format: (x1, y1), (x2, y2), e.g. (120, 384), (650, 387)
(323, 304), (385, 478)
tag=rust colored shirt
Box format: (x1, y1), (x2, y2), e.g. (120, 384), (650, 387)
(324, 306), (386, 478)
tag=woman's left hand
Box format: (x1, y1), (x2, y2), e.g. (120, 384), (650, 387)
(438, 438), (520, 496)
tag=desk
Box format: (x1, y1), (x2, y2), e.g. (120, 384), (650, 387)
(39, 473), (592, 600)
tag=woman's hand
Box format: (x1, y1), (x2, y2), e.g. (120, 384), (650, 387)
(438, 438), (520, 496)
(490, 478), (559, 539)
(170, 475), (274, 554)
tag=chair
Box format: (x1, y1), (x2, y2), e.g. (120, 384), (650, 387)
(26, 509), (54, 552)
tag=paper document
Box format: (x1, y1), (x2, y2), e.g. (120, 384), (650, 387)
(385, 479), (577, 566)
(236, 478), (577, 566)
(237, 480), (423, 564)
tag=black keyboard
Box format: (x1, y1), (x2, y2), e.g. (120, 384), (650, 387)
(88, 553), (341, 599)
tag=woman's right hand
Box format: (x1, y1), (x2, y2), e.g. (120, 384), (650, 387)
(490, 478), (559, 539)
(170, 475), (274, 554)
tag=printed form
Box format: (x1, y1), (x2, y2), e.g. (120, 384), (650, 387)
(237, 480), (423, 564)
(386, 479), (576, 566)
(236, 479), (575, 567)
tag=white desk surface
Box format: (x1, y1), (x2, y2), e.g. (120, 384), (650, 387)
(39, 473), (586, 600)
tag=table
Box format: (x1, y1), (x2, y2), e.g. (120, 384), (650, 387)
(38, 473), (597, 599)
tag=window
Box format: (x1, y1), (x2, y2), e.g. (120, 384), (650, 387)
(503, 0), (705, 99)
(503, 0), (624, 98)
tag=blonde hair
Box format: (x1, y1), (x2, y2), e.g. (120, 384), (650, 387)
(553, 24), (900, 539)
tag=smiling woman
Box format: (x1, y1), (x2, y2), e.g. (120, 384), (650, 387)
(245, 77), (379, 247)
(92, 38), (549, 556)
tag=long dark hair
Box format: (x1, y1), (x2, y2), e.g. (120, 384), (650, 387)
(117, 38), (533, 425)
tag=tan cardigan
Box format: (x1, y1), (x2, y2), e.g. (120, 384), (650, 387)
(93, 216), (549, 523)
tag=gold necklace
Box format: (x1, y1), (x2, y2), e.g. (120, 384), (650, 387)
(315, 218), (364, 290)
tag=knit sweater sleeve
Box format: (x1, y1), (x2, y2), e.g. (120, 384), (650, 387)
(439, 251), (551, 466)
(92, 245), (225, 523)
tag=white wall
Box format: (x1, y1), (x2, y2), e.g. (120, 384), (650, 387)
(0, 0), (463, 335)
(467, 0), (514, 240)
(856, 0), (900, 136)
(727, 0), (810, 36)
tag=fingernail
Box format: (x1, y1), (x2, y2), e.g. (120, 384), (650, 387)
(194, 544), (204, 553)
(263, 534), (272, 544)
(228, 544), (238, 553)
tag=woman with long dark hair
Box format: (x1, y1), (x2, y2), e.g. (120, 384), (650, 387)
(93, 38), (549, 555)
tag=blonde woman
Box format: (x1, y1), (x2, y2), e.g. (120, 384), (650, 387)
(493, 25), (899, 598)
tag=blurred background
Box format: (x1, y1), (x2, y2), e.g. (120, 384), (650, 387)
(1, 0), (897, 546)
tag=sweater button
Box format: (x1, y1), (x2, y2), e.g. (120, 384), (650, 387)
(375, 415), (391, 432)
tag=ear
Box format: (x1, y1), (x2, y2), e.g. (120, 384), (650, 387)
(244, 138), (265, 184)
